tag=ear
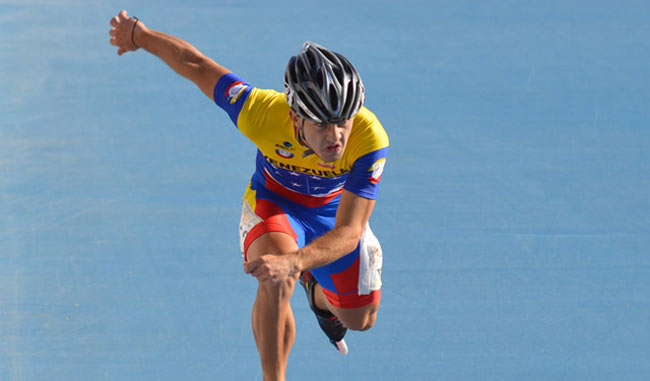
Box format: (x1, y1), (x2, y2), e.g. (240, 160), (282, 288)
(289, 109), (301, 128)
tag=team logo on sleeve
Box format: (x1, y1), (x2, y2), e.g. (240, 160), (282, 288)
(368, 158), (386, 184)
(226, 81), (248, 104)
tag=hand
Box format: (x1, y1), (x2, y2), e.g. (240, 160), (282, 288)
(244, 253), (300, 285)
(109, 10), (144, 55)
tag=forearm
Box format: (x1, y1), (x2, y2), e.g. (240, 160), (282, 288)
(130, 25), (229, 98)
(294, 225), (363, 271)
(134, 28), (213, 78)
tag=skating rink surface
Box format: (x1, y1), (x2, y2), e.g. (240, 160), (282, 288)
(2, 1), (649, 379)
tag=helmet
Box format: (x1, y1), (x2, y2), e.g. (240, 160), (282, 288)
(284, 41), (365, 124)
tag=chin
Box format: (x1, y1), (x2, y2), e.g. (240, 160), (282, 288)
(317, 152), (341, 163)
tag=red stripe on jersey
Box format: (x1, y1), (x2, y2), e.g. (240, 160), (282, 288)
(263, 171), (342, 208)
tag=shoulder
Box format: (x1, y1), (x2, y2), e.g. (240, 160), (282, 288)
(238, 88), (292, 139)
(341, 107), (389, 198)
(347, 106), (389, 158)
(242, 88), (288, 113)
(240, 87), (290, 124)
(213, 73), (287, 116)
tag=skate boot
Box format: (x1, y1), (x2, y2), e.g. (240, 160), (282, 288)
(299, 271), (348, 355)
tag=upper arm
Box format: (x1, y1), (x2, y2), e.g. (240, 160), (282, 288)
(335, 190), (376, 239)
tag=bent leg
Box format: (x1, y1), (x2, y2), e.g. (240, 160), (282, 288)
(308, 224), (383, 332)
(312, 283), (380, 331)
(247, 232), (299, 381)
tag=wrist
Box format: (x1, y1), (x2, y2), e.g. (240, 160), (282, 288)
(131, 17), (147, 49)
(131, 17), (139, 47)
(291, 251), (304, 274)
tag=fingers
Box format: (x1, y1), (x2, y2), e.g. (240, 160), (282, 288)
(109, 10), (130, 32)
(245, 260), (266, 278)
(109, 9), (128, 27)
(243, 260), (256, 274)
(109, 10), (138, 55)
(244, 259), (276, 284)
(244, 254), (297, 286)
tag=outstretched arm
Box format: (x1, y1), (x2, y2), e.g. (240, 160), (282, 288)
(244, 190), (375, 284)
(109, 10), (230, 100)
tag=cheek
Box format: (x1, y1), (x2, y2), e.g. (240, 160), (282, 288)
(304, 129), (321, 143)
(301, 128), (312, 142)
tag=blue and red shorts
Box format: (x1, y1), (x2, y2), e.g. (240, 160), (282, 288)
(239, 182), (382, 309)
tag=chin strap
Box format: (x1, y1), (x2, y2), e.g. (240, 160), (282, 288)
(302, 148), (315, 158)
(296, 118), (315, 158)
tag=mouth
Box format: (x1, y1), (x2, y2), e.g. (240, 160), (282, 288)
(326, 143), (341, 153)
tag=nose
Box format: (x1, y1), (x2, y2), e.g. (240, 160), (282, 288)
(326, 124), (340, 141)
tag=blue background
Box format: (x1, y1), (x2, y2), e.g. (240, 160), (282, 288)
(2, 1), (649, 380)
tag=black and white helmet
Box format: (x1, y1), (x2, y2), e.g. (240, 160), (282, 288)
(284, 41), (365, 124)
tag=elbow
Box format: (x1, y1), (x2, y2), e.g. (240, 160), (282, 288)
(342, 225), (365, 253)
(180, 47), (206, 66)
(177, 49), (209, 78)
(178, 52), (214, 89)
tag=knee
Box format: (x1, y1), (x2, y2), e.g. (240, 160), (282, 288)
(257, 274), (298, 304)
(341, 311), (377, 332)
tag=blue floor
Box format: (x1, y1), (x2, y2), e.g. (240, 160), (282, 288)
(2, 1), (649, 380)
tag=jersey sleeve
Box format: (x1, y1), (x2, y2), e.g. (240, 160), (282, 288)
(213, 72), (253, 126)
(344, 147), (389, 200)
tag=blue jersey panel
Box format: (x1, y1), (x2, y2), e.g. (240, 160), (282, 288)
(213, 73), (253, 125)
(344, 147), (389, 199)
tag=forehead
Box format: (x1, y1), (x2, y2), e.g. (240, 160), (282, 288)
(302, 117), (353, 127)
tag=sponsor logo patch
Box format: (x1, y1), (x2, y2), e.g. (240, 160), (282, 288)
(226, 81), (248, 104)
(275, 142), (296, 152)
(369, 158), (386, 184)
(275, 149), (294, 159)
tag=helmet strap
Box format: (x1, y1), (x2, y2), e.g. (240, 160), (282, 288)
(296, 118), (315, 158)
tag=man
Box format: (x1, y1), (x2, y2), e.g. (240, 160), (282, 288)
(110, 10), (388, 380)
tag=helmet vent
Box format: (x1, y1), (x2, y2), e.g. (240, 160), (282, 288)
(329, 84), (338, 112)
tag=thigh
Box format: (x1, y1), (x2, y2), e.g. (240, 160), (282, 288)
(239, 185), (306, 261)
(246, 231), (299, 262)
(328, 300), (380, 332)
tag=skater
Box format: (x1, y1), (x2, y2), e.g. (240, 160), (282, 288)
(110, 10), (388, 380)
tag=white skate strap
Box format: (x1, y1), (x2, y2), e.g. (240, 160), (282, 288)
(335, 339), (349, 355)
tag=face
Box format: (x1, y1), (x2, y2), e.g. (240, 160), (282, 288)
(290, 111), (354, 162)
